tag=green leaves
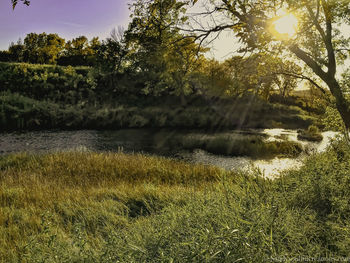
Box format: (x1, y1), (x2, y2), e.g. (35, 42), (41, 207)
(125, 0), (204, 96)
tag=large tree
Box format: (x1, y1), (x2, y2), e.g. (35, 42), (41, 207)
(59, 36), (100, 66)
(22, 33), (65, 64)
(125, 0), (205, 99)
(187, 0), (350, 139)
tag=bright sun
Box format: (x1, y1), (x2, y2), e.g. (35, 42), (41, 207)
(273, 12), (298, 38)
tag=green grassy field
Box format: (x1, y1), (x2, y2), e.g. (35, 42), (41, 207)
(1, 138), (350, 262)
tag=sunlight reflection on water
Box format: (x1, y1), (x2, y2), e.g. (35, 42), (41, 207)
(187, 129), (340, 179)
(188, 149), (304, 179)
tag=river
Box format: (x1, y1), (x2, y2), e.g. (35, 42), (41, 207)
(0, 129), (339, 178)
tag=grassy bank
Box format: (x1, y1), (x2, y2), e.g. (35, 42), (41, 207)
(0, 91), (316, 131)
(1, 140), (350, 262)
(0, 61), (319, 131)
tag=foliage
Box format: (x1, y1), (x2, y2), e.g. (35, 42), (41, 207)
(0, 62), (96, 103)
(269, 92), (326, 115)
(96, 37), (128, 73)
(0, 51), (11, 62)
(176, 133), (303, 158)
(7, 40), (25, 62)
(0, 89), (316, 131)
(125, 0), (205, 98)
(3, 33), (100, 66)
(58, 36), (100, 66)
(322, 106), (344, 132)
(11, 0), (30, 9)
(0, 91), (80, 130)
(198, 55), (301, 99)
(22, 33), (66, 64)
(297, 125), (323, 142)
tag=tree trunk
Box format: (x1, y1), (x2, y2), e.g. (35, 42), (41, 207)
(289, 45), (350, 144)
(326, 77), (350, 143)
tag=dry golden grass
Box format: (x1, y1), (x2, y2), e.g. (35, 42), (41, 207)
(0, 151), (225, 260)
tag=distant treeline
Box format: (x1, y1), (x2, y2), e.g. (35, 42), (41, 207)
(0, 28), (310, 101)
(0, 0), (329, 104)
(0, 33), (99, 66)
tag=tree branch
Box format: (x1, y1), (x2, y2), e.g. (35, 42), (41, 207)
(275, 71), (327, 95)
(289, 44), (328, 82)
(321, 0), (337, 76)
(306, 2), (326, 42)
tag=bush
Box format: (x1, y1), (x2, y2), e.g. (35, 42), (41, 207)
(176, 133), (303, 158)
(0, 62), (319, 131)
(297, 125), (323, 142)
(322, 106), (343, 132)
(0, 62), (95, 103)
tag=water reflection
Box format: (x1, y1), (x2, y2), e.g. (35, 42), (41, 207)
(0, 129), (340, 178)
(184, 149), (304, 179)
(0, 130), (100, 154)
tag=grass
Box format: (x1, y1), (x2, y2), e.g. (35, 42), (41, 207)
(0, 152), (223, 262)
(1, 91), (316, 131)
(1, 139), (350, 262)
(168, 133), (303, 158)
(297, 125), (323, 142)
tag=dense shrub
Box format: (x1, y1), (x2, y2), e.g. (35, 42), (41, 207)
(0, 92), (60, 129)
(297, 125), (323, 142)
(0, 62), (96, 103)
(269, 93), (325, 115)
(0, 92), (316, 131)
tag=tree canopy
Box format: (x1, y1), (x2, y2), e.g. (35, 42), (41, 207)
(124, 0), (206, 99)
(2, 33), (100, 66)
(186, 0), (350, 139)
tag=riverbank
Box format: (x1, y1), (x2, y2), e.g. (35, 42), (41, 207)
(0, 61), (322, 132)
(0, 128), (336, 178)
(1, 140), (350, 261)
(0, 90), (317, 131)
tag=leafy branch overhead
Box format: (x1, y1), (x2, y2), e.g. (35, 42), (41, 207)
(11, 0), (30, 9)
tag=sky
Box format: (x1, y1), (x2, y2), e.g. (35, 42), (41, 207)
(0, 0), (131, 50)
(0, 0), (238, 60)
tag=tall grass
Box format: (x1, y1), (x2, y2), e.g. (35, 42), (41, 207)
(297, 125), (323, 142)
(0, 91), (315, 131)
(167, 133), (303, 158)
(1, 141), (350, 261)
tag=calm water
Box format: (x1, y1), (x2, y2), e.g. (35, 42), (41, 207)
(0, 129), (339, 178)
